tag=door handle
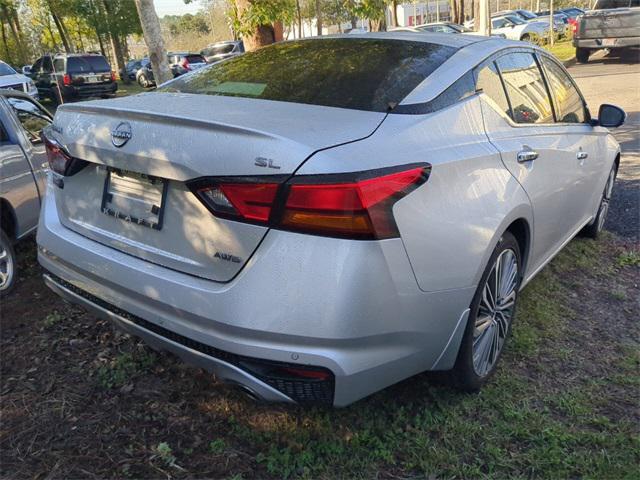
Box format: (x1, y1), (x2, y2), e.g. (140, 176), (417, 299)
(577, 151), (588, 160)
(517, 148), (539, 163)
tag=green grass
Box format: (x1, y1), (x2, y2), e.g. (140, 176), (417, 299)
(544, 39), (576, 61)
(95, 350), (156, 388)
(179, 238), (638, 479)
(115, 79), (147, 97)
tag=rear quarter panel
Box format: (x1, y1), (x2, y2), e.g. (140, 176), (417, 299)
(296, 96), (533, 292)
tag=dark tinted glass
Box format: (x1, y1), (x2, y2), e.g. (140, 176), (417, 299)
(0, 121), (8, 142)
(67, 56), (110, 73)
(496, 52), (553, 124)
(0, 62), (16, 76)
(186, 55), (206, 63)
(476, 63), (511, 117)
(160, 39), (457, 112)
(595, 0), (632, 8)
(539, 56), (585, 123)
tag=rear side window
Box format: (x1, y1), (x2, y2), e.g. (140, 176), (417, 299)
(539, 55), (586, 123)
(67, 56), (110, 73)
(475, 63), (511, 118)
(496, 52), (554, 124)
(186, 55), (206, 63)
(160, 39), (457, 112)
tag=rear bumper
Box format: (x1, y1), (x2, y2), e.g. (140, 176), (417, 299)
(573, 36), (640, 49)
(62, 82), (118, 99)
(37, 179), (474, 406)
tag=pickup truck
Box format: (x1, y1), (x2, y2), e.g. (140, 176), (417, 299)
(0, 90), (51, 296)
(573, 0), (640, 63)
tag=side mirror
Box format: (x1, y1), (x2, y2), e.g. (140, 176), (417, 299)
(597, 104), (626, 128)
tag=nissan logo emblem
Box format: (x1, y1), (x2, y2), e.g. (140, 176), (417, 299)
(111, 122), (132, 147)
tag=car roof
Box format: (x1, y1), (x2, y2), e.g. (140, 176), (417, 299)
(341, 31), (488, 48)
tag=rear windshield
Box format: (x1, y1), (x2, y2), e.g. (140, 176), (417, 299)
(160, 38), (457, 112)
(66, 56), (111, 73)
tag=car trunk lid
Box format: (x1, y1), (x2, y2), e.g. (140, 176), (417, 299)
(49, 93), (385, 282)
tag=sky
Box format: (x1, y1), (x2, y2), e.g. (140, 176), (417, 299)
(153, 0), (204, 17)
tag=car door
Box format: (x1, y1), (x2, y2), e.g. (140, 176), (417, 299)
(537, 52), (608, 225)
(476, 50), (587, 276)
(0, 101), (41, 237)
(4, 95), (52, 198)
(491, 18), (511, 37)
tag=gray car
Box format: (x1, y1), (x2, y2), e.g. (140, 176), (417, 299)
(0, 90), (51, 295)
(37, 34), (624, 406)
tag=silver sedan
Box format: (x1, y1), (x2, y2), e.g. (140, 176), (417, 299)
(37, 33), (623, 405)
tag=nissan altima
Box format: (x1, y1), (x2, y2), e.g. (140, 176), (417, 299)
(36, 33), (624, 406)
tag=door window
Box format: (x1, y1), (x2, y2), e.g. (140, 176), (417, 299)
(475, 62), (511, 118)
(492, 18), (508, 29)
(539, 55), (586, 123)
(7, 97), (52, 144)
(496, 52), (554, 124)
(53, 58), (65, 73)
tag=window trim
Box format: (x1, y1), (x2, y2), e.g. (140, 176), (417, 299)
(473, 47), (593, 129)
(535, 51), (591, 125)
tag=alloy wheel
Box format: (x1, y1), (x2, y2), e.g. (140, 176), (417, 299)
(0, 238), (14, 292)
(472, 248), (519, 377)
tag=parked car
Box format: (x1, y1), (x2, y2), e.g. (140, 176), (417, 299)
(532, 13), (569, 36)
(0, 90), (51, 295)
(394, 22), (507, 38)
(168, 52), (208, 76)
(201, 41), (244, 63)
(38, 34), (624, 406)
(467, 15), (551, 42)
(0, 61), (39, 99)
(125, 59), (144, 80)
(573, 0), (640, 63)
(31, 53), (117, 104)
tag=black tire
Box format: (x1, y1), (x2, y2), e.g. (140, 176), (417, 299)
(49, 86), (63, 106)
(0, 229), (17, 298)
(581, 162), (617, 239)
(521, 34), (531, 43)
(576, 47), (591, 64)
(450, 231), (522, 391)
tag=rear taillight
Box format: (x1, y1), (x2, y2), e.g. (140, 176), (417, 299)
(42, 132), (87, 178)
(189, 164), (430, 240)
(111, 70), (117, 81)
(62, 74), (71, 86)
(180, 58), (190, 70)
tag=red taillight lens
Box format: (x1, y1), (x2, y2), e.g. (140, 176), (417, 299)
(196, 183), (279, 222)
(42, 132), (87, 177)
(111, 70), (117, 81)
(281, 167), (428, 239)
(44, 135), (72, 174)
(180, 58), (190, 70)
(62, 74), (71, 86)
(189, 165), (430, 240)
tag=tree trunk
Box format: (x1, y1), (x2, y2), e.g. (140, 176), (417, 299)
(133, 0), (172, 84)
(296, 0), (302, 38)
(474, 0), (481, 29)
(315, 0), (322, 35)
(235, 0), (278, 51)
(101, 0), (129, 83)
(50, 12), (72, 53)
(391, 1), (399, 27)
(0, 19), (12, 65)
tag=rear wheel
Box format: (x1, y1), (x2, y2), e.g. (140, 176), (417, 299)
(581, 162), (617, 239)
(451, 232), (521, 391)
(576, 47), (591, 63)
(138, 74), (148, 88)
(0, 229), (16, 297)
